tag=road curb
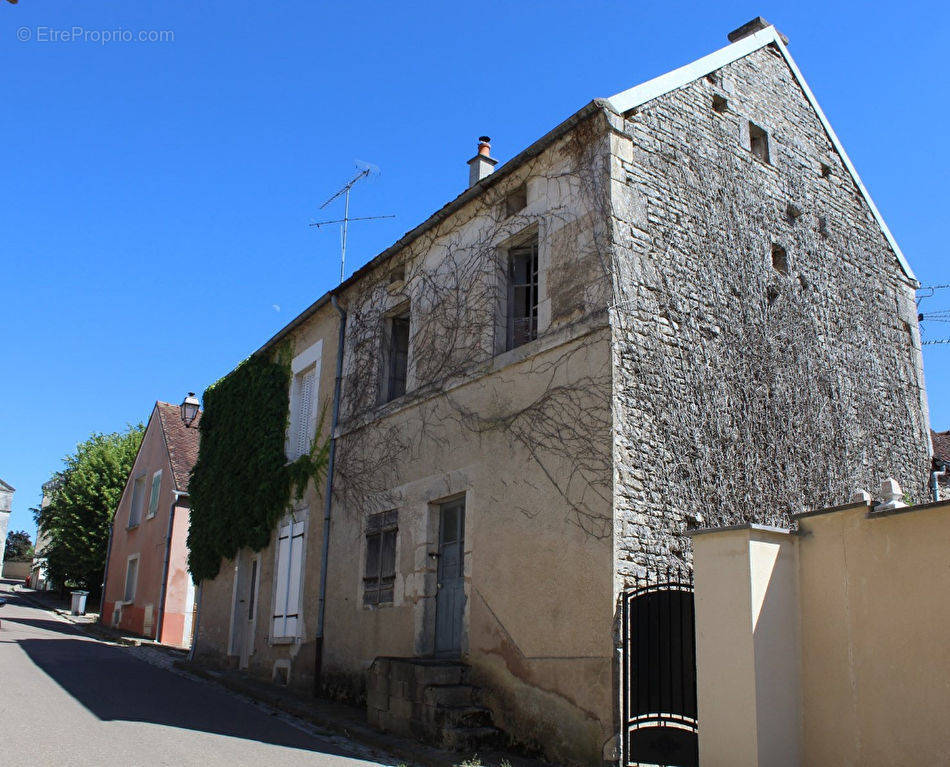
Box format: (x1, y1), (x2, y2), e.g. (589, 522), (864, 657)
(173, 660), (502, 767)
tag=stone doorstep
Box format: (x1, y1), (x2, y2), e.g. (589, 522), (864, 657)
(177, 661), (551, 767)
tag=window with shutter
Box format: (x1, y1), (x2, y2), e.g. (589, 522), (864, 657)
(272, 513), (306, 638)
(129, 475), (146, 527)
(147, 470), (162, 518)
(287, 341), (322, 460)
(288, 365), (317, 460)
(363, 510), (398, 606)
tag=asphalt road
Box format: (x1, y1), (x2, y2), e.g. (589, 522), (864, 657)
(0, 584), (396, 767)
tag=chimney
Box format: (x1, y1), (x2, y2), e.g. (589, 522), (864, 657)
(467, 136), (498, 187)
(727, 17), (789, 46)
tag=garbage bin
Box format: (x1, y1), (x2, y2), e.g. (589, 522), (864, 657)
(70, 590), (89, 616)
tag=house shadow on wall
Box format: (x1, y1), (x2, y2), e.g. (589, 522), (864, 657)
(8, 613), (369, 760)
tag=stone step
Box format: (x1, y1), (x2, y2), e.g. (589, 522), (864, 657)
(423, 683), (478, 708)
(427, 704), (494, 729)
(440, 724), (503, 751)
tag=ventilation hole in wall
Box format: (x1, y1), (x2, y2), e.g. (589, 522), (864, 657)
(771, 244), (789, 275)
(786, 203), (802, 222)
(505, 183), (528, 217)
(388, 265), (405, 285)
(273, 661), (290, 686)
(749, 122), (770, 163)
(799, 274), (810, 291)
(712, 94), (728, 114)
(706, 72), (719, 85)
(820, 162), (832, 178)
(818, 216), (830, 239)
(767, 286), (780, 306)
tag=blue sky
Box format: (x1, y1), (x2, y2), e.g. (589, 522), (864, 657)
(2, 1), (947, 539)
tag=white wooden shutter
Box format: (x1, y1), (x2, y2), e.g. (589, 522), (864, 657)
(284, 519), (305, 637)
(272, 521), (292, 637)
(272, 518), (306, 638)
(293, 368), (316, 459)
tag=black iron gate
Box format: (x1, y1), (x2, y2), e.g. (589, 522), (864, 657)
(621, 568), (698, 767)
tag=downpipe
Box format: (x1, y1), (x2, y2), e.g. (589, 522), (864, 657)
(314, 293), (346, 695)
(932, 466), (947, 504)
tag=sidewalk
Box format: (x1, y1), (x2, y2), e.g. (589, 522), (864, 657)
(176, 660), (551, 767)
(7, 581), (186, 653)
(4, 580), (551, 767)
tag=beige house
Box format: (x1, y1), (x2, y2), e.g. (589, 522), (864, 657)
(193, 20), (931, 766)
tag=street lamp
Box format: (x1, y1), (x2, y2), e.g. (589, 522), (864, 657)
(180, 392), (200, 428)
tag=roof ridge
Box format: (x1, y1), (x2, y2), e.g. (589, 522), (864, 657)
(604, 25), (915, 283)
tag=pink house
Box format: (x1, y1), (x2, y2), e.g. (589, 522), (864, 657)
(101, 401), (200, 647)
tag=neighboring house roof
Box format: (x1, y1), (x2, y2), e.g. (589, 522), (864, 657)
(0, 478), (15, 493)
(155, 402), (202, 493)
(253, 22), (915, 360)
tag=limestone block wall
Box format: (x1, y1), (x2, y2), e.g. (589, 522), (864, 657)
(609, 45), (931, 584)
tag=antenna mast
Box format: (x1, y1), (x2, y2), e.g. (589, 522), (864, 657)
(311, 166), (395, 282)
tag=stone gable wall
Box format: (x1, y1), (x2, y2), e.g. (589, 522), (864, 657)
(609, 44), (931, 585)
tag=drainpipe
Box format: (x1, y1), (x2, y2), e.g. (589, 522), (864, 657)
(97, 524), (115, 620)
(188, 583), (202, 662)
(155, 489), (188, 644)
(314, 293), (346, 695)
(932, 463), (947, 504)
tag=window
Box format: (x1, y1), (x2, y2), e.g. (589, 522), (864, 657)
(146, 470), (162, 519)
(287, 340), (322, 460)
(272, 513), (306, 639)
(386, 312), (410, 402)
(771, 244), (789, 275)
(124, 556), (139, 603)
(749, 121), (770, 163)
(364, 510), (397, 606)
(129, 475), (146, 527)
(289, 366), (317, 459)
(712, 94), (728, 114)
(507, 238), (539, 350)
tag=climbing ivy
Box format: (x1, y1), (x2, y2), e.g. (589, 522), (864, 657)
(187, 349), (330, 582)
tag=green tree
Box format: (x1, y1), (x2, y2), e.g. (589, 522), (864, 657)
(4, 530), (33, 561)
(34, 425), (144, 594)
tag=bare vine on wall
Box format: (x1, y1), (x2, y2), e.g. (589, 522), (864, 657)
(612, 113), (928, 536)
(332, 113), (615, 538)
(326, 104), (928, 560)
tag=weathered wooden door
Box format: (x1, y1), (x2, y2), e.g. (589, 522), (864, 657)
(434, 498), (465, 656)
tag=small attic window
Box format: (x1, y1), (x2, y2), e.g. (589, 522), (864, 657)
(771, 244), (789, 275)
(712, 95), (728, 114)
(749, 122), (770, 163)
(505, 184), (527, 217)
(820, 162), (832, 178)
(388, 265), (405, 285)
(706, 72), (719, 85)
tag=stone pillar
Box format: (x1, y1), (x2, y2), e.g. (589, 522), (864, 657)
(689, 524), (801, 767)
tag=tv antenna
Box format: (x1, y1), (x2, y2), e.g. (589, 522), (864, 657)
(310, 164), (395, 282)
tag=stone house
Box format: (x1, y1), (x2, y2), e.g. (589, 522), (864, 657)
(0, 478), (14, 574)
(101, 401), (200, 647)
(192, 20), (931, 766)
